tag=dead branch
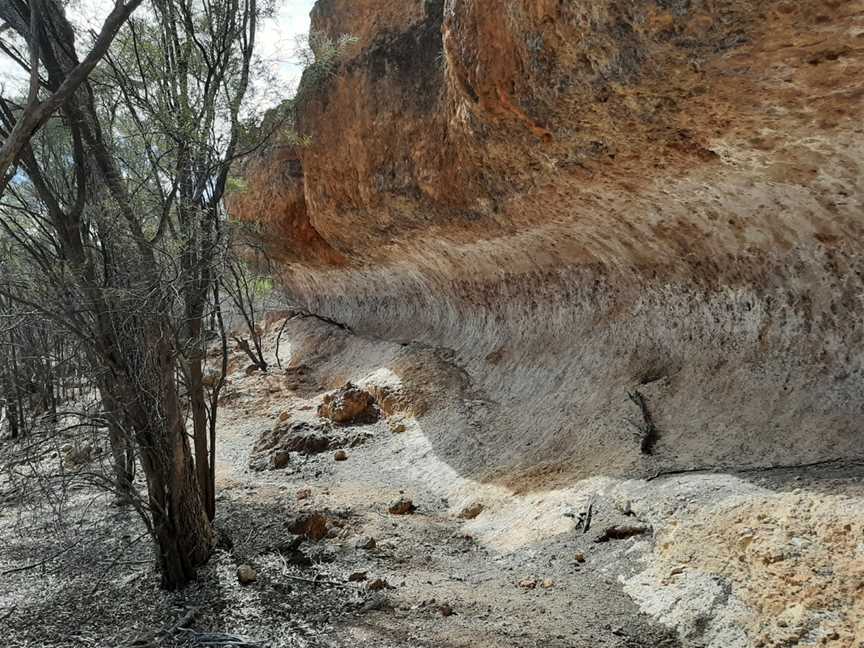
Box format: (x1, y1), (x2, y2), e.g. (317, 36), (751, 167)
(573, 494), (595, 534)
(627, 389), (658, 455)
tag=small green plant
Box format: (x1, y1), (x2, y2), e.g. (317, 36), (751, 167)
(226, 176), (249, 194)
(295, 31), (358, 88)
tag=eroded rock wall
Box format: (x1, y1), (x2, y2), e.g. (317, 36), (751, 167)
(230, 0), (864, 487)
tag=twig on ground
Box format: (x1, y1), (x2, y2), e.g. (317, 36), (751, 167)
(282, 573), (350, 588)
(277, 555), (350, 587)
(0, 536), (84, 576)
(126, 606), (201, 647)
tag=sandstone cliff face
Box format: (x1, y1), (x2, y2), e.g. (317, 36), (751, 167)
(230, 0), (864, 487)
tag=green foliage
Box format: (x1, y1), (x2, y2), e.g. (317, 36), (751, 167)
(295, 31), (358, 90)
(226, 176), (249, 195)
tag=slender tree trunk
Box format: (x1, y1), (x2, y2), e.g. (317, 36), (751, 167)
(9, 331), (25, 436)
(6, 396), (18, 439)
(99, 380), (135, 503)
(126, 336), (214, 589)
(188, 344), (214, 520)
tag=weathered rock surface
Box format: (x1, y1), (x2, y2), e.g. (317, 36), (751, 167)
(248, 413), (377, 471)
(388, 497), (416, 515)
(229, 0), (864, 487)
(317, 383), (379, 425)
(248, 420), (334, 471)
(623, 489), (864, 647)
(286, 512), (330, 542)
(457, 502), (484, 520)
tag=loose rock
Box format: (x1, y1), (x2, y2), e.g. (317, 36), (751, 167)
(367, 578), (390, 591)
(318, 382), (379, 425)
(388, 497), (416, 515)
(518, 578), (538, 589)
(595, 524), (651, 543)
(348, 571), (368, 582)
(458, 502), (485, 520)
(334, 449), (348, 461)
(237, 564), (257, 585)
(286, 512), (329, 542)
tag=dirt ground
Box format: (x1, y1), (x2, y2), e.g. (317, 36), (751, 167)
(1, 317), (862, 648)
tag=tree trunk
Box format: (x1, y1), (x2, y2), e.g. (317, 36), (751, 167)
(188, 351), (214, 521)
(100, 382), (135, 504)
(100, 325), (214, 590)
(129, 365), (214, 589)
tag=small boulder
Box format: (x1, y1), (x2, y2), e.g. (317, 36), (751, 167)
(595, 524), (650, 543)
(541, 579), (555, 589)
(271, 451), (291, 469)
(518, 578), (537, 589)
(388, 497), (416, 515)
(334, 450), (348, 462)
(458, 502), (484, 520)
(286, 512), (329, 542)
(367, 578), (390, 591)
(438, 603), (454, 617)
(237, 564), (257, 585)
(296, 488), (312, 501)
(348, 571), (368, 582)
(318, 382), (378, 425)
(278, 410), (291, 422)
(574, 552), (586, 563)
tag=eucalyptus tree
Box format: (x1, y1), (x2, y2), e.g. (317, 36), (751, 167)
(102, 0), (265, 523)
(0, 0), (269, 588)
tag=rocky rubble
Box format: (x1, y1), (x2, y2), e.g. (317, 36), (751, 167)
(247, 416), (375, 471)
(317, 382), (379, 425)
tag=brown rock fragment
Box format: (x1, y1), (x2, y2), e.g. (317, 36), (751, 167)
(388, 497), (416, 515)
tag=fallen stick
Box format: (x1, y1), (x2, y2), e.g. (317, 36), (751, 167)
(0, 537), (84, 576)
(282, 573), (350, 588)
(126, 606), (200, 647)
